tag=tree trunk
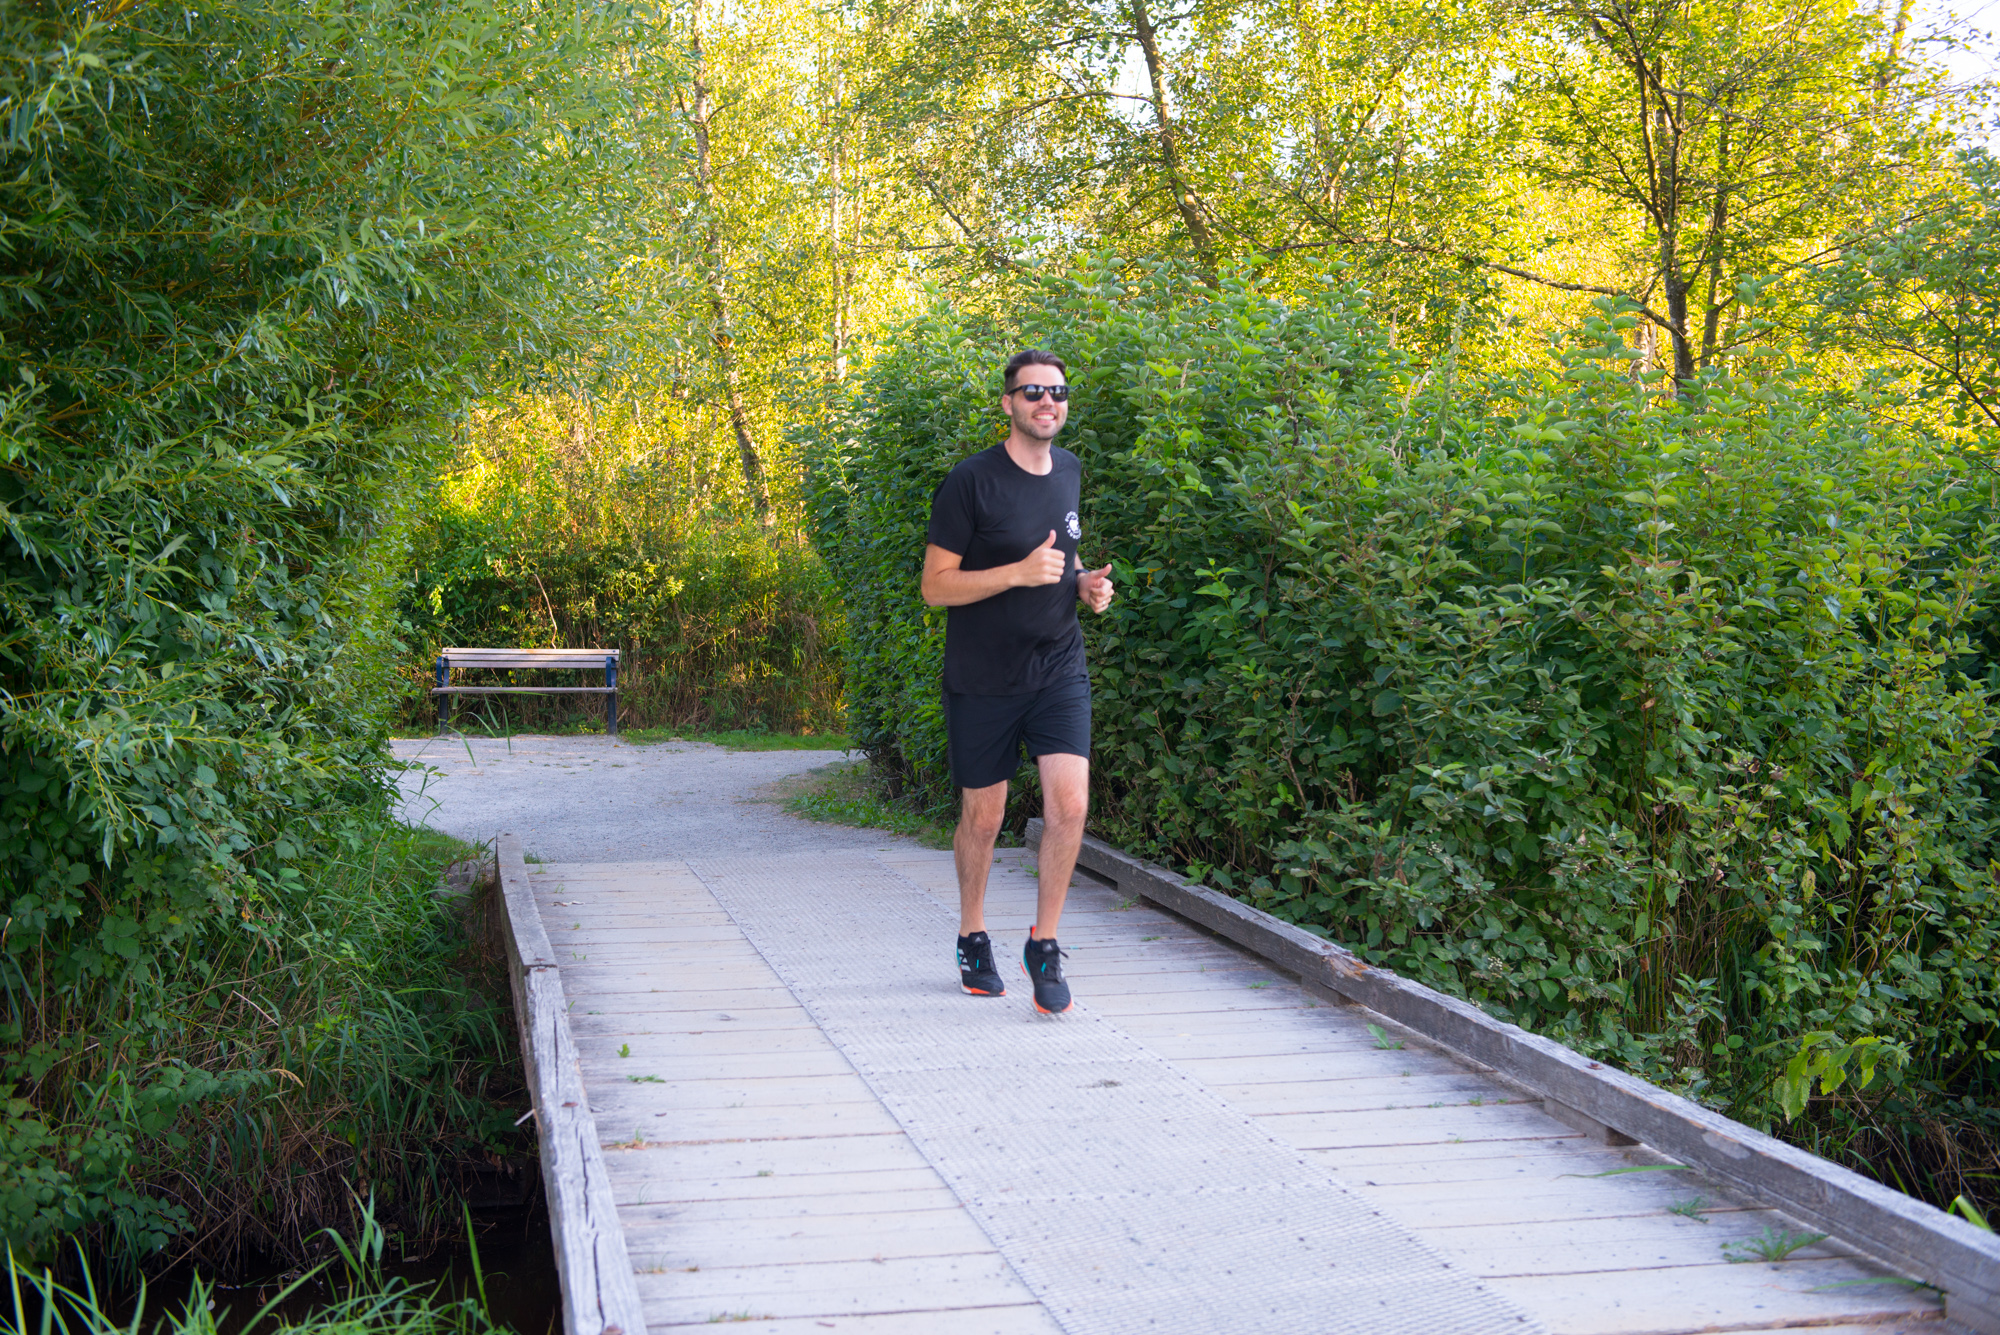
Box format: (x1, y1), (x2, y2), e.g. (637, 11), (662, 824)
(1880, 0), (1916, 87)
(1664, 268), (1695, 385)
(1699, 113), (1733, 367)
(1650, 90), (1695, 388)
(1130, 0), (1218, 279)
(829, 53), (848, 384)
(690, 0), (772, 523)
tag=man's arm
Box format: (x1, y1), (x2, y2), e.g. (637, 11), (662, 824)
(921, 533), (1066, 607)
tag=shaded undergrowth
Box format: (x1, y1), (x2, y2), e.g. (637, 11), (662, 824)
(6, 820), (532, 1281)
(3, 1202), (514, 1335)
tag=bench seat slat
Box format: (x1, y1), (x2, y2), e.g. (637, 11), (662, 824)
(432, 687), (616, 695)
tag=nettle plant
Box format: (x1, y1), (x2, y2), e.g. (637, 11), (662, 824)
(810, 256), (2000, 1204)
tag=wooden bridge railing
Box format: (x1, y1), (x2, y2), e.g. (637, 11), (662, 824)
(493, 832), (648, 1335)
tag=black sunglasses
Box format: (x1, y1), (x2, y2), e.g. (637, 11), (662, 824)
(1007, 383), (1070, 402)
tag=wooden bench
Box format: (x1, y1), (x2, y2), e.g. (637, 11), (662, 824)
(433, 647), (622, 735)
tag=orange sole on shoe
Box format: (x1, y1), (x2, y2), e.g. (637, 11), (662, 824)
(961, 983), (1005, 996)
(1021, 963), (1072, 1014)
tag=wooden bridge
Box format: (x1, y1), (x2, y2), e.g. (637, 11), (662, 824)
(399, 735), (2000, 1335)
(476, 819), (1992, 1327)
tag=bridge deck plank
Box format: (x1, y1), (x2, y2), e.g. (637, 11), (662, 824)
(534, 845), (1945, 1335)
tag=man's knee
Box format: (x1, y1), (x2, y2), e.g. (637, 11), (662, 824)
(958, 784), (1008, 842)
(1044, 788), (1087, 830)
(1039, 756), (1089, 829)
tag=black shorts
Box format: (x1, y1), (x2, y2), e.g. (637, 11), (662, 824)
(944, 675), (1092, 790)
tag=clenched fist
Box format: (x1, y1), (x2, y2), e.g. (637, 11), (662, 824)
(1078, 562), (1115, 613)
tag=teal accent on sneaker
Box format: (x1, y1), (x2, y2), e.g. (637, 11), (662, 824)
(1023, 932), (1071, 1014)
(957, 931), (1005, 996)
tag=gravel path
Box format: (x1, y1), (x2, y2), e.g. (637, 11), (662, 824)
(389, 733), (898, 862)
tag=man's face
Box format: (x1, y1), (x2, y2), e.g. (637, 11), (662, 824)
(1002, 365), (1069, 442)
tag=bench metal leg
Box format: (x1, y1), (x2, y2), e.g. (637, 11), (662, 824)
(436, 656), (449, 734)
(605, 654), (619, 736)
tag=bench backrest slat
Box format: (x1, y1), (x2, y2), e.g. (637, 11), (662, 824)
(442, 647), (618, 670)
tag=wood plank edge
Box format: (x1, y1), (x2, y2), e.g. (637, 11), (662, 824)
(498, 832), (650, 1335)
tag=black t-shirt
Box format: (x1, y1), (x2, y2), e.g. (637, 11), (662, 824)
(926, 444), (1086, 695)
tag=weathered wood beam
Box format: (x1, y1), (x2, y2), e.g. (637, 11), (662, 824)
(496, 832), (649, 1335)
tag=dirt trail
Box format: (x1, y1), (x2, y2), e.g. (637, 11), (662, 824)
(390, 733), (885, 862)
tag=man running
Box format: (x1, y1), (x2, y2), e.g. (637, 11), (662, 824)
(921, 349), (1115, 1014)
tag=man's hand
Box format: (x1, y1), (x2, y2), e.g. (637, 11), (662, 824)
(1016, 530), (1067, 587)
(1078, 562), (1115, 613)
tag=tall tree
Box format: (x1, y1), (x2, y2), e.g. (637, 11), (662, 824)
(1509, 0), (1952, 385)
(686, 0), (773, 522)
(1806, 147), (2000, 435)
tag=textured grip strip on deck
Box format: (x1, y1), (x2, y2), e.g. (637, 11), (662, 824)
(689, 850), (1541, 1335)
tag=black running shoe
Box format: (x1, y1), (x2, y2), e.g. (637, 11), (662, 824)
(1022, 931), (1072, 1014)
(957, 931), (1005, 996)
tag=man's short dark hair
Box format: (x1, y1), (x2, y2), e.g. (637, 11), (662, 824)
(1003, 349), (1067, 392)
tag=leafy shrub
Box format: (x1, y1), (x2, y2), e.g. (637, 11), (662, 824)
(399, 397), (842, 735)
(807, 257), (2000, 1210)
(0, 0), (663, 1269)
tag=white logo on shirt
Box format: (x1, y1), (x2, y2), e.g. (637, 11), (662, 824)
(1065, 511), (1082, 540)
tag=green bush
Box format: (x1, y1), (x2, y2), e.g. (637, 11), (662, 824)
(807, 258), (2000, 1210)
(0, 0), (664, 1269)
(399, 398), (843, 735)
(3, 822), (524, 1271)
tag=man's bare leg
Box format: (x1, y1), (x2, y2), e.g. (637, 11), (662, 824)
(1031, 752), (1089, 938)
(955, 779), (1009, 935)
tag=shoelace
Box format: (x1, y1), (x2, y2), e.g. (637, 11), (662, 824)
(1031, 942), (1068, 979)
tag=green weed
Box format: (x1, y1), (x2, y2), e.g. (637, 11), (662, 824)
(1723, 1226), (1829, 1263)
(1367, 1025), (1405, 1051)
(1950, 1195), (1992, 1231)
(624, 728), (854, 752)
(780, 761), (956, 849)
(1668, 1196), (1711, 1222)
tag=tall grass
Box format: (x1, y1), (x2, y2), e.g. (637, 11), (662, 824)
(399, 396), (842, 735)
(3, 1201), (509, 1335)
(4, 818), (528, 1278)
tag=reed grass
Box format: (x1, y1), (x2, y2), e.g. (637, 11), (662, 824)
(12, 819), (528, 1279)
(2, 1200), (507, 1335)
